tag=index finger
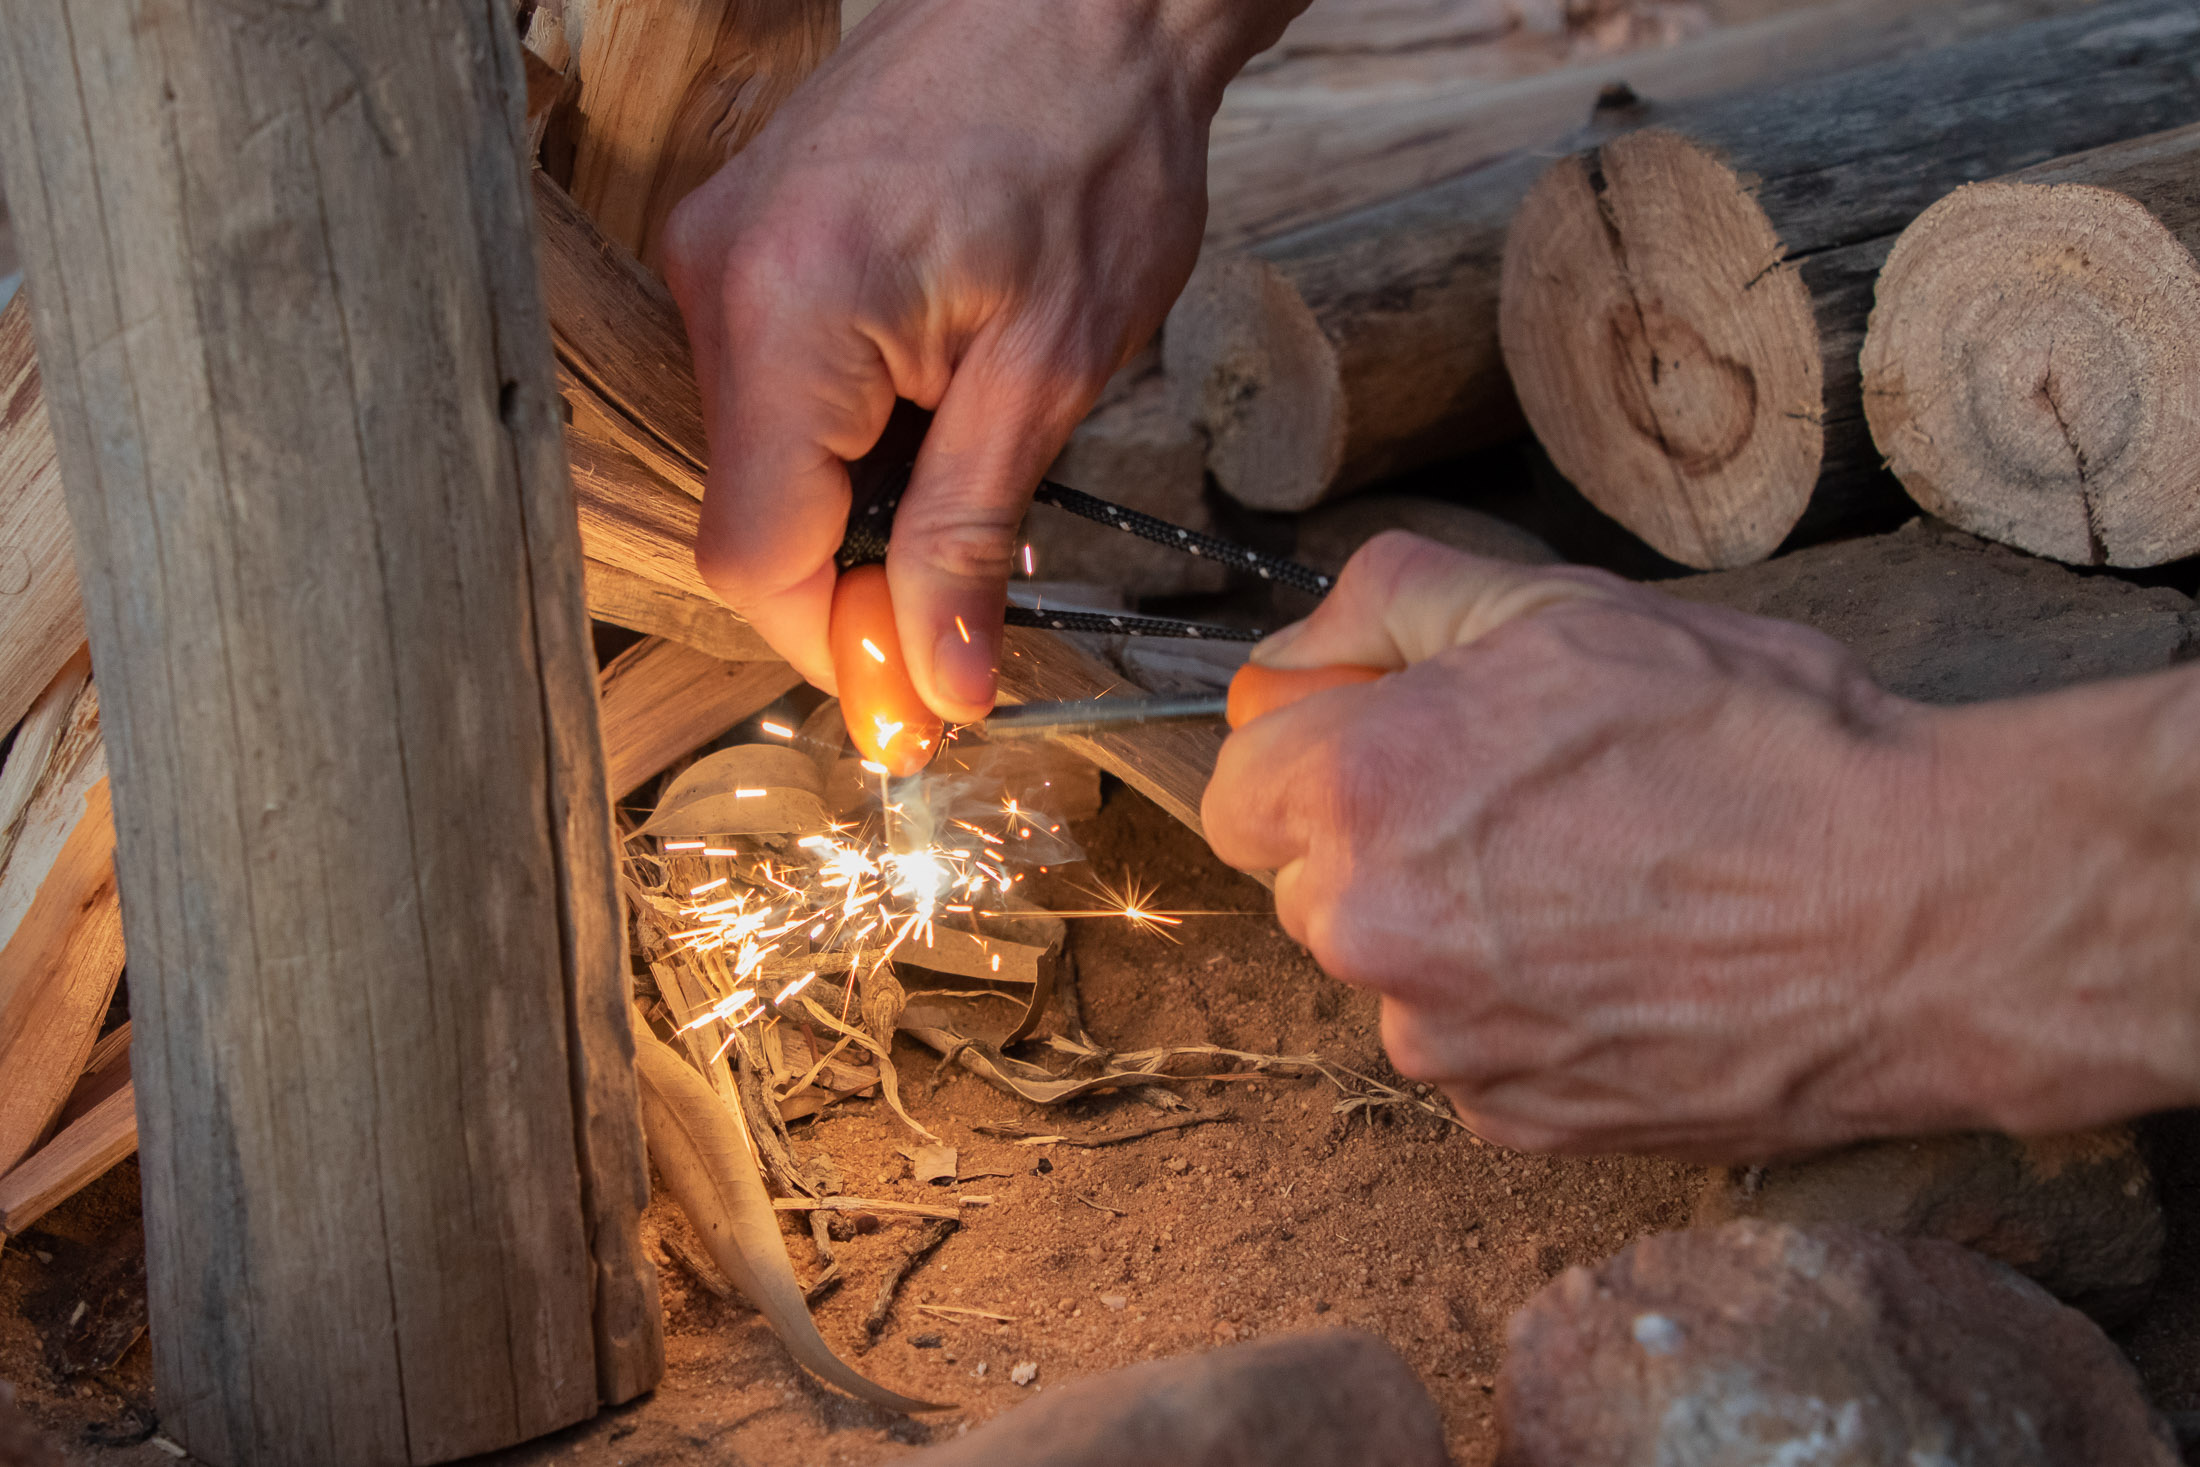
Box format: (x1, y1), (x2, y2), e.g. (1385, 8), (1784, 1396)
(1250, 530), (1619, 675)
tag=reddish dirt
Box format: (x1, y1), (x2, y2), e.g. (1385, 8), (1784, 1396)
(5, 784), (2199, 1465)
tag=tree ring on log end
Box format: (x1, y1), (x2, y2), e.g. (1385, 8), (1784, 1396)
(1165, 254), (1346, 514)
(1499, 129), (1822, 570)
(1863, 181), (2200, 569)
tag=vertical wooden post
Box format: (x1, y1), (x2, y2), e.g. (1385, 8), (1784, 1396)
(0, 2), (662, 1463)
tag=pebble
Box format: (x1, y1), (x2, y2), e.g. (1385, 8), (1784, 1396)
(911, 1334), (943, 1349)
(1163, 1157), (1190, 1174)
(1010, 1361), (1040, 1387)
(1100, 1295), (1128, 1311)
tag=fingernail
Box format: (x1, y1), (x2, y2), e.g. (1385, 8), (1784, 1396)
(1250, 618), (1311, 666)
(932, 618), (999, 715)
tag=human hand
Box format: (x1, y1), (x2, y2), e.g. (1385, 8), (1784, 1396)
(664, 0), (1298, 721)
(1201, 531), (2171, 1161)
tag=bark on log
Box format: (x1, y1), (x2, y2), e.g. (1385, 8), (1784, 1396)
(1167, 153), (1542, 512)
(0, 292), (82, 736)
(1497, 0), (2200, 570)
(1206, 0), (2102, 250)
(1861, 124), (2200, 568)
(569, 0), (836, 264)
(598, 638), (801, 799)
(0, 5), (660, 1461)
(0, 651), (119, 1180)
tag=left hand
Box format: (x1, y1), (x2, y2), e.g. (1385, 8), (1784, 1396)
(1202, 532), (1958, 1160)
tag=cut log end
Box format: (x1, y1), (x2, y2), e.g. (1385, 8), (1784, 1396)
(1164, 255), (1346, 514)
(1863, 180), (2200, 570)
(1499, 129), (1824, 570)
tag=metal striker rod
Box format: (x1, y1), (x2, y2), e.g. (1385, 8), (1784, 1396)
(983, 695), (1230, 738)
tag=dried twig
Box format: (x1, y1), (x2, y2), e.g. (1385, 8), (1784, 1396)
(864, 1218), (958, 1341)
(771, 1196), (965, 1220)
(915, 1303), (1017, 1324)
(974, 1110), (1233, 1148)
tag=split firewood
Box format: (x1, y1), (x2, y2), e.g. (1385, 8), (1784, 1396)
(1498, 0), (2200, 570)
(1861, 124), (2200, 568)
(0, 1074), (134, 1237)
(1205, 0), (2102, 250)
(0, 293), (84, 735)
(568, 0), (836, 264)
(597, 637), (801, 799)
(0, 652), (121, 1180)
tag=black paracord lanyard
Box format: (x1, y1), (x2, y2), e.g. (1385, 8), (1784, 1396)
(837, 402), (1333, 642)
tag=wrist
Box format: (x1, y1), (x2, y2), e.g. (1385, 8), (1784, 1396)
(1896, 668), (2200, 1131)
(1140, 0), (1308, 109)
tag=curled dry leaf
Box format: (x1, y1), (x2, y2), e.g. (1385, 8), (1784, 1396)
(629, 1010), (946, 1413)
(637, 745), (830, 838)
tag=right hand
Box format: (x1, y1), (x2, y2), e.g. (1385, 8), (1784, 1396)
(663, 0), (1300, 722)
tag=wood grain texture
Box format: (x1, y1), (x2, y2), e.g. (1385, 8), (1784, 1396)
(1862, 124), (2200, 568)
(1500, 0), (2200, 569)
(0, 2), (659, 1460)
(569, 0), (836, 263)
(1206, 0), (2103, 249)
(0, 1075), (135, 1236)
(599, 639), (801, 798)
(584, 557), (776, 660)
(0, 651), (118, 1180)
(0, 291), (83, 735)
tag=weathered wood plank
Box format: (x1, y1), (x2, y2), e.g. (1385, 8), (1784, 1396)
(0, 4), (659, 1460)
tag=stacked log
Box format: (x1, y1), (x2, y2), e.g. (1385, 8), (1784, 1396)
(1495, 0), (2200, 569)
(1861, 124), (2200, 568)
(1169, 0), (2117, 517)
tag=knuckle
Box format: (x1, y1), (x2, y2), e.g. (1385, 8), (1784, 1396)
(895, 504), (1023, 582)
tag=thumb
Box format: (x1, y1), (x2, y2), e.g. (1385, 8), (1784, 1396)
(886, 344), (1091, 722)
(1251, 531), (1618, 673)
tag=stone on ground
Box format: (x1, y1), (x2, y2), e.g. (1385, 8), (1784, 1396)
(1497, 1221), (2177, 1467)
(1694, 1128), (2163, 1324)
(906, 1329), (1449, 1467)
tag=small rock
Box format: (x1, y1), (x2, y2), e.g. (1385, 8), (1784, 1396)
(1035, 1157), (1054, 1175)
(900, 1332), (1447, 1467)
(1693, 1127), (2164, 1322)
(1100, 1294), (1128, 1311)
(1497, 1221), (2178, 1466)
(1163, 1157), (1190, 1174)
(1010, 1361), (1040, 1387)
(972, 1362), (988, 1378)
(911, 1333), (944, 1349)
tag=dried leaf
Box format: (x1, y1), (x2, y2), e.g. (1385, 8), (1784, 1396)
(638, 745), (830, 838)
(799, 996), (940, 1142)
(630, 1011), (945, 1412)
(911, 1144), (958, 1186)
